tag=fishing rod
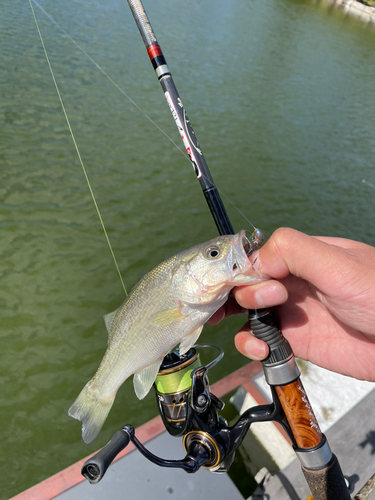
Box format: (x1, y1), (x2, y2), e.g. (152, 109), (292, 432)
(81, 2), (350, 498)
(125, 1), (351, 496)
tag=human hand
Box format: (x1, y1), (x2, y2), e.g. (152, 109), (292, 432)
(209, 228), (375, 381)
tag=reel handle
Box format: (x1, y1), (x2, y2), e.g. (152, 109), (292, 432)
(81, 423), (212, 483)
(81, 427), (132, 484)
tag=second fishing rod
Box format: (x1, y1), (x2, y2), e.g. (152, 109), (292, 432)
(126, 1), (350, 498)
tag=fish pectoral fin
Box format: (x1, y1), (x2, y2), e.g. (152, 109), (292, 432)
(134, 360), (162, 400)
(179, 326), (203, 355)
(103, 308), (120, 334)
(150, 307), (187, 326)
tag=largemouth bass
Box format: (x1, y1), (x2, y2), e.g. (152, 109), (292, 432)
(68, 230), (266, 443)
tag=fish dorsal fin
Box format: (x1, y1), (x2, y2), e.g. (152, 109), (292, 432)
(179, 326), (203, 355)
(134, 360), (163, 400)
(150, 307), (187, 327)
(103, 308), (119, 334)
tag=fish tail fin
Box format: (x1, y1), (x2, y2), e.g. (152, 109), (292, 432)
(68, 382), (115, 444)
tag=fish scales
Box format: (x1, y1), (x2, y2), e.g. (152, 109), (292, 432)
(68, 231), (267, 443)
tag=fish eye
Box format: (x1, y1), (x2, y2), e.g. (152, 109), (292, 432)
(205, 245), (221, 260)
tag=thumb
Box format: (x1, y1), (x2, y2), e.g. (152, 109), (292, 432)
(256, 228), (352, 292)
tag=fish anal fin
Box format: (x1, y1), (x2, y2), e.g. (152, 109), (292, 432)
(134, 360), (162, 400)
(179, 326), (203, 355)
(150, 307), (187, 327)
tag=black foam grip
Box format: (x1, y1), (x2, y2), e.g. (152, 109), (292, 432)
(248, 309), (293, 365)
(302, 454), (351, 500)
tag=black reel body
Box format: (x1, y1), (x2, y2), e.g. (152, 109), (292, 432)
(81, 344), (292, 484)
(155, 345), (232, 472)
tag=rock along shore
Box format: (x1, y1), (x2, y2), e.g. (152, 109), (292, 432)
(321, 0), (375, 25)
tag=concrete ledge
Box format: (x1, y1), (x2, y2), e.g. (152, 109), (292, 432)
(249, 388), (375, 499)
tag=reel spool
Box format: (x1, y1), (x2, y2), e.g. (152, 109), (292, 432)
(154, 344), (224, 437)
(155, 349), (200, 432)
(81, 343), (294, 482)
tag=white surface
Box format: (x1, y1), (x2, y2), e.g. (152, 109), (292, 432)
(56, 431), (244, 500)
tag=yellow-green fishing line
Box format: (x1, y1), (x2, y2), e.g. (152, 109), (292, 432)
(155, 358), (201, 394)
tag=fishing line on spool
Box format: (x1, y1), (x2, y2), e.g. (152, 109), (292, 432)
(29, 0), (128, 297)
(155, 354), (201, 395)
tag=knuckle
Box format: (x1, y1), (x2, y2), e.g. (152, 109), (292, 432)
(271, 227), (297, 255)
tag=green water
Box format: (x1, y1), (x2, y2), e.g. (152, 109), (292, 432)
(1, 0), (375, 497)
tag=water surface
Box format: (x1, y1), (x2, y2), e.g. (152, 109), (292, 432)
(1, 0), (375, 497)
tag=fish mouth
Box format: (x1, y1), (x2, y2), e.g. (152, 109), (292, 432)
(243, 229), (264, 257)
(232, 229), (264, 273)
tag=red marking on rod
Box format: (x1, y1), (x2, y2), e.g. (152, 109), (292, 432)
(147, 44), (163, 60)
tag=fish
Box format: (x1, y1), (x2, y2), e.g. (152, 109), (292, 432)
(68, 230), (267, 443)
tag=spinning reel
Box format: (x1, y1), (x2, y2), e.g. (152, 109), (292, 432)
(82, 344), (295, 484)
(80, 0), (352, 497)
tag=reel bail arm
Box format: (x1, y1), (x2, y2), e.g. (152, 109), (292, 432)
(81, 344), (349, 499)
(81, 423), (212, 484)
(123, 0), (351, 497)
(81, 346), (294, 484)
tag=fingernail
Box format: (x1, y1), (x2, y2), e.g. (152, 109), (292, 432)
(244, 338), (267, 360)
(254, 283), (287, 307)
